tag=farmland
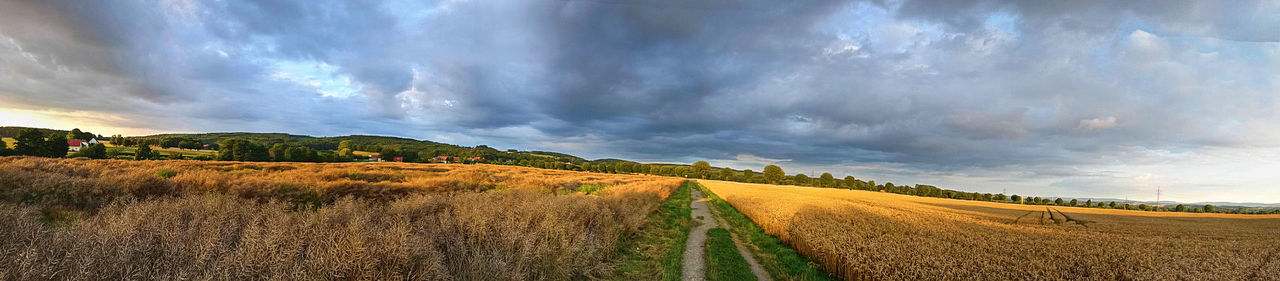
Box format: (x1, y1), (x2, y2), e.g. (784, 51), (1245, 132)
(0, 156), (683, 280)
(700, 180), (1280, 280)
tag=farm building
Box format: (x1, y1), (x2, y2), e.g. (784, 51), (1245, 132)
(67, 139), (88, 152)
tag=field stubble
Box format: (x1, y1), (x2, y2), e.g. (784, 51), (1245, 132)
(700, 180), (1280, 280)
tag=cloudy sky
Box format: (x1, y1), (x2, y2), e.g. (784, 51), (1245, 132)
(3, 0), (1280, 203)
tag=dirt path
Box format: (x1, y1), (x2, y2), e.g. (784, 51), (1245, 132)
(683, 185), (771, 281)
(706, 199), (773, 281)
(682, 186), (713, 281)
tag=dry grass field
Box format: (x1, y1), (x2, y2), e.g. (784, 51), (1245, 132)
(0, 156), (682, 280)
(700, 180), (1280, 280)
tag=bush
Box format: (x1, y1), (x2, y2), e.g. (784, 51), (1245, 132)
(156, 169), (178, 179)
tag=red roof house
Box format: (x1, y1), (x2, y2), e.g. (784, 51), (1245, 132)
(67, 139), (86, 152)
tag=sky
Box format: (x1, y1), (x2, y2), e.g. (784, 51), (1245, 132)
(2, 0), (1280, 203)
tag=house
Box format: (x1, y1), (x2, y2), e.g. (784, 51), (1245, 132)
(368, 154), (381, 162)
(67, 139), (88, 152)
(469, 157), (485, 162)
(393, 157), (404, 162)
(432, 156), (452, 163)
(86, 138), (100, 145)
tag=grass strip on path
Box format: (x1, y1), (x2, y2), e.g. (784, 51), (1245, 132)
(695, 181), (835, 281)
(613, 180), (694, 281)
(705, 227), (758, 281)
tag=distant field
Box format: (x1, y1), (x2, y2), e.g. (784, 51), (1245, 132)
(0, 157), (683, 280)
(699, 180), (1280, 280)
(101, 144), (216, 158)
(1, 138), (13, 149)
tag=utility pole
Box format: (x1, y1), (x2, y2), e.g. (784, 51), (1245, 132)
(1156, 186), (1162, 211)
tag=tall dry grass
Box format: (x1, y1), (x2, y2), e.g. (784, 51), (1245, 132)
(0, 156), (676, 210)
(0, 156), (682, 280)
(700, 180), (1280, 280)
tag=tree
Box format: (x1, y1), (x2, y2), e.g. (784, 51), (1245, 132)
(12, 129), (44, 156)
(216, 139), (268, 161)
(718, 168), (735, 180)
(380, 147), (398, 161)
(178, 140), (200, 150)
(1054, 198), (1064, 205)
(763, 165), (784, 184)
(0, 138), (7, 156)
(1138, 204), (1150, 211)
(338, 140), (354, 151)
(793, 174), (810, 186)
(819, 173), (835, 187)
(691, 161), (712, 179)
(843, 176), (856, 189)
(1109, 202), (1118, 208)
(67, 128), (84, 141)
(135, 145), (153, 160)
(1070, 199), (1078, 206)
(741, 169), (754, 182)
(78, 143), (107, 159)
(1010, 195), (1021, 203)
(417, 150), (434, 162)
(1085, 199), (1092, 207)
(270, 144), (288, 161)
(44, 133), (67, 158)
(1174, 204), (1187, 212)
(286, 146), (317, 162)
(1203, 204), (1216, 213)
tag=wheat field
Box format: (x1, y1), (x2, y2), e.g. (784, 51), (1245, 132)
(0, 156), (682, 280)
(700, 180), (1280, 280)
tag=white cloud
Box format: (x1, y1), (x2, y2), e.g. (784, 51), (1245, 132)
(734, 153), (792, 164)
(1077, 116), (1118, 131)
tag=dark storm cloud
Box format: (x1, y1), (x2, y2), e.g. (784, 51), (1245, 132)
(3, 0), (1280, 200)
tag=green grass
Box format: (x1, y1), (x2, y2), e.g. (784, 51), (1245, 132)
(705, 228), (757, 281)
(695, 181), (834, 281)
(156, 169), (178, 179)
(613, 181), (693, 281)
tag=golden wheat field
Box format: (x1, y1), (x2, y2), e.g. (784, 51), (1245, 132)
(0, 156), (682, 280)
(699, 180), (1280, 280)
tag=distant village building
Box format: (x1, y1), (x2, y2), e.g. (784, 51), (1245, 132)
(368, 154), (381, 162)
(393, 157), (404, 162)
(432, 156), (452, 163)
(67, 139), (88, 152)
(469, 157), (485, 163)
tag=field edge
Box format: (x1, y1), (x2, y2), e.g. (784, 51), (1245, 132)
(695, 181), (835, 281)
(612, 180), (695, 281)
